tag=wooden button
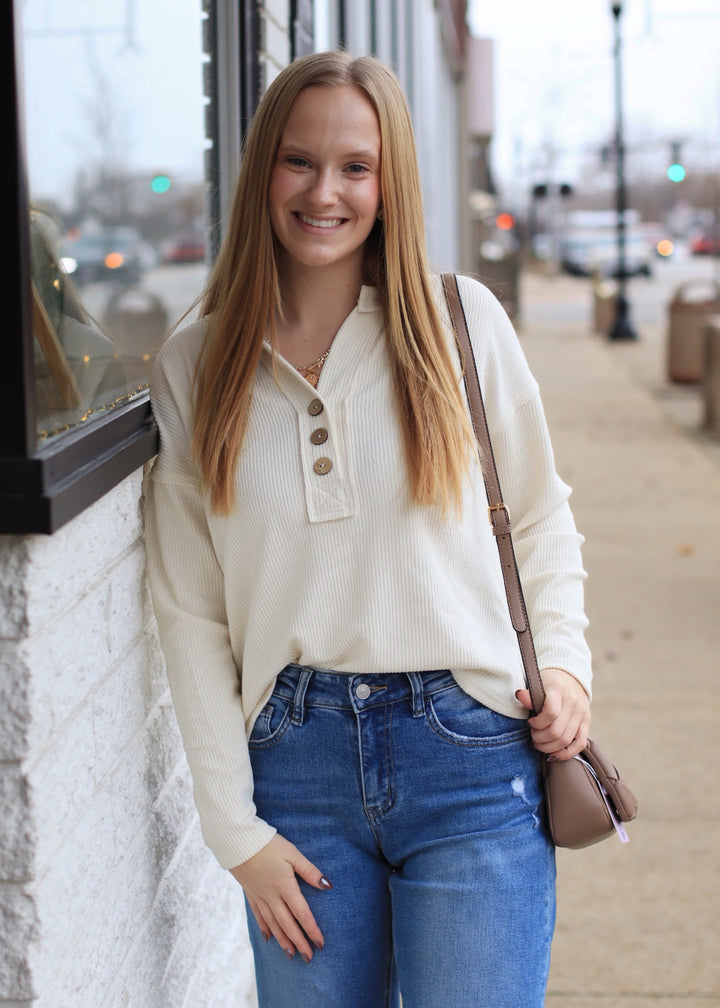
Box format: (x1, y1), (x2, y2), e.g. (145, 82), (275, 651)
(310, 427), (328, 445)
(313, 457), (332, 475)
(308, 399), (324, 416)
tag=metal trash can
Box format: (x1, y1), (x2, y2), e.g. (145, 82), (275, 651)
(667, 280), (720, 383)
(103, 287), (168, 357)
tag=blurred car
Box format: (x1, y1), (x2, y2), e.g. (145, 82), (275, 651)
(690, 230), (720, 255)
(59, 228), (153, 285)
(560, 231), (652, 278)
(162, 233), (206, 264)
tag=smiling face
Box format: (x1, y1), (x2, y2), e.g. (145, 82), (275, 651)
(268, 84), (382, 283)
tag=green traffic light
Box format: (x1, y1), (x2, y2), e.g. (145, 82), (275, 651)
(151, 175), (172, 194)
(667, 163), (686, 183)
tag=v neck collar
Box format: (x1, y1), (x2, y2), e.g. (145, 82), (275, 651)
(262, 285), (382, 403)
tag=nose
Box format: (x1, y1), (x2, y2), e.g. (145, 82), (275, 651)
(306, 168), (338, 207)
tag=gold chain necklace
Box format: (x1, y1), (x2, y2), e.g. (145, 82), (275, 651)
(296, 347), (331, 388)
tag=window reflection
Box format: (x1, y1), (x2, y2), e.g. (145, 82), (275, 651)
(21, 0), (209, 444)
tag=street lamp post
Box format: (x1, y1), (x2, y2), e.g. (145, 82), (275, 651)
(609, 2), (637, 340)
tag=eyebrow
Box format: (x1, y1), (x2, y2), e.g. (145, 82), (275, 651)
(278, 144), (379, 163)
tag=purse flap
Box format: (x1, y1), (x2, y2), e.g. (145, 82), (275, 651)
(583, 739), (638, 822)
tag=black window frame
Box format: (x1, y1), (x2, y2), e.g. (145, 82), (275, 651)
(291, 0), (314, 59)
(0, 0), (264, 534)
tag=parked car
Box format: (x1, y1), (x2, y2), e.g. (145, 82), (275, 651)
(690, 230), (720, 256)
(59, 228), (154, 285)
(560, 231), (652, 278)
(161, 233), (206, 264)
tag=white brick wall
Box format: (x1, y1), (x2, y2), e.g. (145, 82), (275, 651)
(0, 470), (255, 1007)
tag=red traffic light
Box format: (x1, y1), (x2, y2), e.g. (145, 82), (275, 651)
(495, 213), (516, 231)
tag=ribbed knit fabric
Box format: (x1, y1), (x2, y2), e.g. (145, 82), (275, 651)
(144, 274), (591, 869)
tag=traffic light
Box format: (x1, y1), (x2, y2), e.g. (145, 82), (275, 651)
(667, 142), (685, 183)
(150, 174), (172, 194)
(531, 182), (573, 199)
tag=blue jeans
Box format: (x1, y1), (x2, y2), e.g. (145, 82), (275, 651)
(247, 666), (556, 1008)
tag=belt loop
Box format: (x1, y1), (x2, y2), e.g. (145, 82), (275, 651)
(292, 667), (313, 726)
(407, 672), (425, 718)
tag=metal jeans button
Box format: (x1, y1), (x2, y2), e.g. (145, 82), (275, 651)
(355, 683), (371, 700)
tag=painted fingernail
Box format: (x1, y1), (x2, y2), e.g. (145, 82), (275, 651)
(284, 948), (294, 961)
(301, 953), (311, 965)
(313, 940), (324, 952)
(261, 932), (270, 943)
(319, 876), (333, 889)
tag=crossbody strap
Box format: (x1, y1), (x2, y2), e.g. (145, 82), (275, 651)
(441, 273), (546, 717)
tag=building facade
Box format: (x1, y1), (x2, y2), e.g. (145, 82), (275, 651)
(1, 2), (480, 1004)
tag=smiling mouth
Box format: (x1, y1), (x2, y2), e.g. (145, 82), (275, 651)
(296, 213), (346, 229)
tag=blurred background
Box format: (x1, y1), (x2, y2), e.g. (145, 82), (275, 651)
(464, 0), (720, 335)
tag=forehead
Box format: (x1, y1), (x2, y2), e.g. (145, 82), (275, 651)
(280, 84), (380, 147)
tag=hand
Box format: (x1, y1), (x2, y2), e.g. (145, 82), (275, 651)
(516, 667), (591, 761)
(230, 833), (332, 962)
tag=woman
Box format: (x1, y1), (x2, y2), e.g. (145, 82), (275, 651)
(145, 50), (591, 1008)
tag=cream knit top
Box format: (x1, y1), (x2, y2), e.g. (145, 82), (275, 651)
(144, 274), (591, 869)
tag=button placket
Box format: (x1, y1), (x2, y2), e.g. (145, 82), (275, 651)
(297, 396), (357, 521)
(306, 399), (333, 476)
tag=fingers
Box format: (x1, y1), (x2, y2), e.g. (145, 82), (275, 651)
(291, 848), (334, 894)
(517, 668), (591, 760)
(257, 894), (320, 963)
(515, 687), (533, 713)
(246, 897), (272, 944)
(230, 834), (332, 962)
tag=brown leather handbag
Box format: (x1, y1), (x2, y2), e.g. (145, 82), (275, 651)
(441, 273), (638, 849)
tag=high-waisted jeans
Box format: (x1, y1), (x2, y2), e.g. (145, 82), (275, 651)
(246, 665), (556, 1008)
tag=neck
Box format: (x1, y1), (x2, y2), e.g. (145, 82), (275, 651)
(275, 258), (367, 364)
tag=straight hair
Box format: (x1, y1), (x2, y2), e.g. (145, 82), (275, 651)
(192, 50), (475, 515)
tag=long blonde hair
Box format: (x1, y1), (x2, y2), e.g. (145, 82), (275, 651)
(193, 50), (475, 515)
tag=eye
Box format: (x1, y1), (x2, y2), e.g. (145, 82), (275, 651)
(284, 155), (311, 169)
(345, 163), (370, 175)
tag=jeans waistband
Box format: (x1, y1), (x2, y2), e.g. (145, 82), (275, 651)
(274, 665), (457, 726)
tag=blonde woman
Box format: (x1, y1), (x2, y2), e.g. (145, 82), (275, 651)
(145, 50), (591, 1008)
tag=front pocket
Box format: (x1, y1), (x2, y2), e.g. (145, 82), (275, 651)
(248, 696), (292, 749)
(427, 684), (528, 746)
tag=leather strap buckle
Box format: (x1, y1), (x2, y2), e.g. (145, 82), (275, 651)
(487, 502), (511, 533)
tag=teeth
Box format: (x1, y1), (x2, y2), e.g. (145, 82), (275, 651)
(298, 214), (343, 229)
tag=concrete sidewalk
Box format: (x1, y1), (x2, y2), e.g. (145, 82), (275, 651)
(515, 272), (720, 1007)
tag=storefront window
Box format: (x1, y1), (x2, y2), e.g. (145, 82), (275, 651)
(22, 0), (209, 446)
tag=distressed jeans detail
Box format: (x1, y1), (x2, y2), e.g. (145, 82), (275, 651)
(247, 665), (556, 1008)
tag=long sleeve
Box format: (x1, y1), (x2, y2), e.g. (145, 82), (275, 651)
(144, 326), (276, 868)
